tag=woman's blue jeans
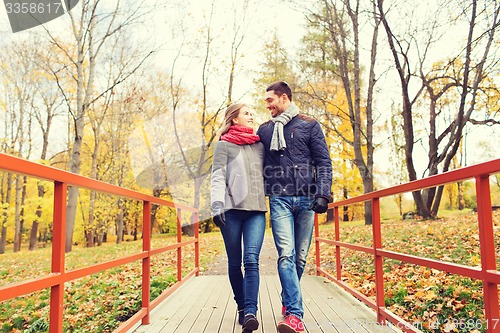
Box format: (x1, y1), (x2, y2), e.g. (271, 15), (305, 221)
(220, 209), (266, 316)
(269, 195), (315, 320)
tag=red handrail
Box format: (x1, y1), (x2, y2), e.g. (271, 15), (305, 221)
(315, 158), (500, 333)
(0, 152), (199, 333)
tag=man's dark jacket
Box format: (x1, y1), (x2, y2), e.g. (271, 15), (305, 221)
(257, 114), (332, 200)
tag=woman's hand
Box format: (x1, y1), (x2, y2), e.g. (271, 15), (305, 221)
(211, 201), (226, 227)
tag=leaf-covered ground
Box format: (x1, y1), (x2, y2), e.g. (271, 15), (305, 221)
(308, 210), (500, 333)
(0, 232), (225, 333)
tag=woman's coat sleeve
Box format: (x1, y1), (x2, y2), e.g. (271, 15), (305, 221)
(211, 142), (228, 206)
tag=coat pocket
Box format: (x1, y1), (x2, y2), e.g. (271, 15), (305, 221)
(294, 164), (316, 194)
(228, 173), (248, 206)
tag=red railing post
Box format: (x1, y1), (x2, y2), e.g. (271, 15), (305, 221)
(372, 198), (386, 324)
(141, 201), (151, 325)
(334, 206), (341, 281)
(194, 212), (200, 276)
(475, 175), (500, 333)
(49, 181), (67, 333)
(177, 208), (182, 282)
(314, 213), (320, 275)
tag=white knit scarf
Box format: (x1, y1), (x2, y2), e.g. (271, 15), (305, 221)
(270, 102), (299, 151)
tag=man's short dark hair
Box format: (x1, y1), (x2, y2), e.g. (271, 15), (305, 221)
(266, 81), (292, 101)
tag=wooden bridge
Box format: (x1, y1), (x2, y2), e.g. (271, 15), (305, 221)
(0, 153), (499, 333)
(130, 274), (400, 333)
(130, 234), (401, 333)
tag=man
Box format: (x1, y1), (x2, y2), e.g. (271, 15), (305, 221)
(257, 81), (332, 333)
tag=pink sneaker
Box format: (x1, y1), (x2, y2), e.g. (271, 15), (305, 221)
(277, 315), (304, 333)
(281, 305), (286, 317)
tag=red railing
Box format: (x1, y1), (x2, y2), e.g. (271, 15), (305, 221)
(0, 152), (199, 333)
(315, 158), (500, 333)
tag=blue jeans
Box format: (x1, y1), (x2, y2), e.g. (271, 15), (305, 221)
(220, 209), (266, 316)
(270, 196), (315, 320)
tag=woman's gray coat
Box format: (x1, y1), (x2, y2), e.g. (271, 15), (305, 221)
(211, 141), (267, 212)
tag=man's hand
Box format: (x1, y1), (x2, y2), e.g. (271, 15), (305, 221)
(309, 197), (329, 214)
(211, 201), (226, 227)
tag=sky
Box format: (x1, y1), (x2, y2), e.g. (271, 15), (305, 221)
(145, 0), (307, 104)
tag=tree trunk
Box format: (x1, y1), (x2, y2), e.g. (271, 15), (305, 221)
(398, 194), (403, 216)
(116, 198), (124, 244)
(431, 185), (446, 215)
(133, 220), (138, 241)
(86, 126), (101, 247)
(87, 191), (97, 247)
(29, 182), (45, 251)
(13, 175), (22, 252)
(326, 208), (334, 224)
(0, 223), (6, 254)
(363, 175), (374, 225)
(29, 222), (38, 250)
(97, 207), (104, 246)
(19, 176), (27, 249)
(448, 185), (453, 209)
(65, 72), (85, 251)
(457, 182), (465, 210)
(203, 219), (212, 233)
(86, 229), (94, 248)
(0, 173), (12, 254)
(343, 186), (349, 222)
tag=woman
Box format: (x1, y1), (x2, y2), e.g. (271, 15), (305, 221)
(211, 103), (267, 333)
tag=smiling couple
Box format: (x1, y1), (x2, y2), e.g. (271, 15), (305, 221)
(210, 81), (332, 333)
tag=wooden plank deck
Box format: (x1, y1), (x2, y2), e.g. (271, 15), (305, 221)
(131, 275), (402, 333)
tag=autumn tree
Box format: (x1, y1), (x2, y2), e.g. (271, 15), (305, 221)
(42, 0), (156, 251)
(377, 0), (500, 217)
(0, 94), (11, 254)
(104, 86), (144, 243)
(0, 38), (42, 251)
(253, 33), (300, 116)
(161, 0), (259, 235)
(84, 55), (126, 246)
(28, 41), (64, 250)
(299, 0), (380, 224)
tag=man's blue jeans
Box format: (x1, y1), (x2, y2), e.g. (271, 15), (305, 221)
(220, 209), (266, 316)
(270, 196), (315, 320)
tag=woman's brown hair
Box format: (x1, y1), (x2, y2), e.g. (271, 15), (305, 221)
(217, 103), (247, 137)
